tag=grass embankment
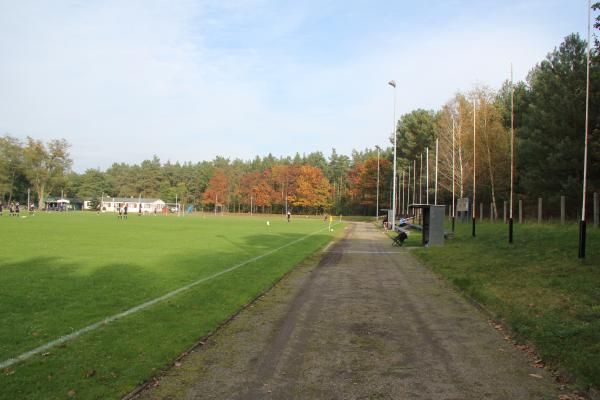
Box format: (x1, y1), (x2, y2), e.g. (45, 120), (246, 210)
(412, 222), (600, 390)
(0, 212), (340, 399)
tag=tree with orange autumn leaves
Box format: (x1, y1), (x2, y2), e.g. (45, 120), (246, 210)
(348, 157), (392, 214)
(239, 169), (277, 210)
(204, 164), (334, 212)
(203, 168), (229, 206)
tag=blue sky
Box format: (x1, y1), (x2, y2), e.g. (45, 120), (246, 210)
(0, 1), (594, 171)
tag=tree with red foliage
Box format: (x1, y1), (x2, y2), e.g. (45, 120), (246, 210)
(239, 170), (277, 211)
(203, 169), (229, 206)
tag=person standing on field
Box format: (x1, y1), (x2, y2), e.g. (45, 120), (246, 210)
(124, 203), (128, 220)
(287, 210), (291, 223)
(118, 204), (123, 219)
(0, 201), (3, 216)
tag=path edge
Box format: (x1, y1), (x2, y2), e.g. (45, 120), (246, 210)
(122, 225), (351, 400)
(405, 247), (599, 400)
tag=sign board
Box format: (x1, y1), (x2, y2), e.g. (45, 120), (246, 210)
(456, 198), (470, 212)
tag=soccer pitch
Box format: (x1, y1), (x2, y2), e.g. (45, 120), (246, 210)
(0, 212), (339, 399)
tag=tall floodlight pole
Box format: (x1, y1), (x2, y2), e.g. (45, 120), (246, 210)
(376, 145), (380, 220)
(509, 63), (515, 244)
(435, 138), (439, 205)
(388, 80), (398, 230)
(426, 147), (430, 204)
(579, 0), (591, 259)
(452, 116), (456, 232)
(472, 98), (477, 237)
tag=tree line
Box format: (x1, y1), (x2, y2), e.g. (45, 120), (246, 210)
(1, 25), (598, 216)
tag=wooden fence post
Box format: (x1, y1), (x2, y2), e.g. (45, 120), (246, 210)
(490, 203), (493, 221)
(561, 195), (565, 225)
(503, 201), (507, 224)
(538, 197), (542, 223)
(480, 202), (483, 221)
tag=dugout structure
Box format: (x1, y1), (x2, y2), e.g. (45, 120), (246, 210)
(409, 204), (445, 247)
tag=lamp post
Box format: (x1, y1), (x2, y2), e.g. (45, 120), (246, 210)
(388, 80), (397, 230)
(579, 0), (591, 259)
(376, 145), (380, 220)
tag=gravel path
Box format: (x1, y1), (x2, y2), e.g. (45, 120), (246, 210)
(136, 222), (560, 400)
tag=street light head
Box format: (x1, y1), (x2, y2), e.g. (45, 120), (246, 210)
(388, 80), (396, 88)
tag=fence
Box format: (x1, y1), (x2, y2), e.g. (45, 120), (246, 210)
(449, 192), (599, 227)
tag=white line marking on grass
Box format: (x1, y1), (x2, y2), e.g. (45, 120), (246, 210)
(0, 225), (336, 370)
(324, 250), (404, 254)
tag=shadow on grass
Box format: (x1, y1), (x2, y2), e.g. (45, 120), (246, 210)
(0, 232), (330, 361)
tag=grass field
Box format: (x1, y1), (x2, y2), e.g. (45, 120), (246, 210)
(412, 221), (600, 391)
(0, 212), (340, 399)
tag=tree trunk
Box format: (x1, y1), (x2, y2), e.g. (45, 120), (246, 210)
(37, 184), (45, 210)
(485, 135), (498, 219)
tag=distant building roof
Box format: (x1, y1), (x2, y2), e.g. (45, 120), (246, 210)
(45, 196), (83, 203)
(102, 197), (164, 203)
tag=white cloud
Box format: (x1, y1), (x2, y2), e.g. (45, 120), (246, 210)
(0, 1), (589, 171)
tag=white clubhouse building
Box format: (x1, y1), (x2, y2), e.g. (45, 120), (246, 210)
(92, 197), (166, 213)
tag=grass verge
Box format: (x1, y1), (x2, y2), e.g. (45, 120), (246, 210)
(412, 221), (600, 391)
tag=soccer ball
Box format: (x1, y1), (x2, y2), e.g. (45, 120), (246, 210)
(266, 221), (270, 226)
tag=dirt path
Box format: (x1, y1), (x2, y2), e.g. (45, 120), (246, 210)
(136, 222), (559, 399)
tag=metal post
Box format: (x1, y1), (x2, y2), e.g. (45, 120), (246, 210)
(509, 62), (515, 244)
(413, 159), (417, 219)
(472, 98), (477, 237)
(561, 195), (566, 225)
(519, 199), (523, 224)
(400, 170), (404, 217)
(419, 153), (423, 204)
(407, 165), (411, 214)
(579, 0), (591, 258)
(435, 138), (439, 205)
(538, 197), (542, 224)
(388, 80), (398, 231)
(376, 146), (380, 220)
(452, 116), (456, 232)
(426, 148), (429, 204)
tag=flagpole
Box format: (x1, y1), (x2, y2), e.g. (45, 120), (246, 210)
(435, 138), (439, 205)
(452, 116), (456, 232)
(579, 0), (591, 259)
(509, 63), (515, 244)
(472, 98), (477, 237)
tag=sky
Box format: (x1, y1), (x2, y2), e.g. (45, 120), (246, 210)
(0, 0), (594, 172)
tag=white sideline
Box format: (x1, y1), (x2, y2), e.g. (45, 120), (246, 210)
(0, 225), (335, 370)
(324, 250), (404, 254)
